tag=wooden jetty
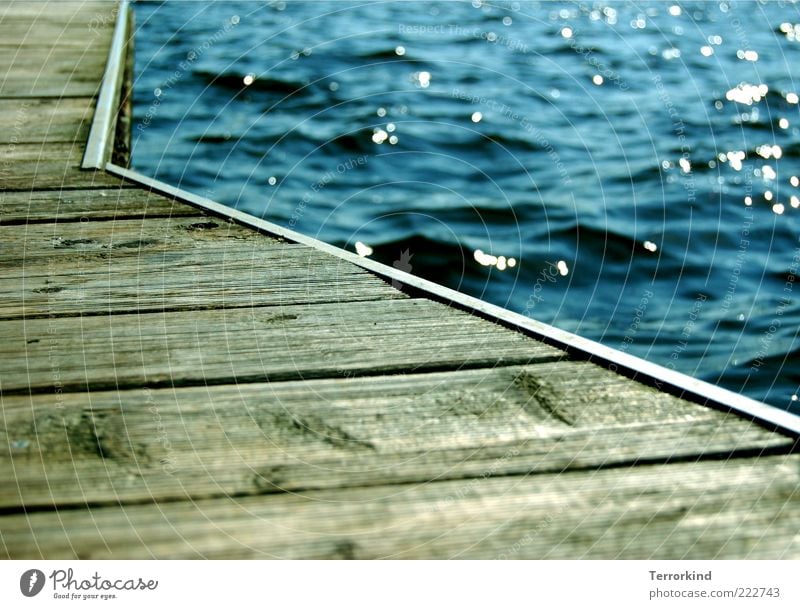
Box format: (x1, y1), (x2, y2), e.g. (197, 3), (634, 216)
(1, 1), (798, 559)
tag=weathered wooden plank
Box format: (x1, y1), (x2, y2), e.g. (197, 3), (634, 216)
(0, 215), (258, 259)
(0, 21), (111, 97)
(0, 245), (407, 318)
(0, 217), (407, 318)
(0, 142), (127, 190)
(0, 362), (790, 509)
(0, 53), (109, 74)
(0, 188), (199, 224)
(1, 454), (797, 559)
(0, 28), (111, 51)
(0, 52), (107, 98)
(0, 1), (115, 53)
(0, 299), (561, 394)
(0, 98), (94, 144)
(0, 77), (102, 99)
(0, 1), (116, 22)
(0, 216), (267, 262)
(0, 38), (109, 52)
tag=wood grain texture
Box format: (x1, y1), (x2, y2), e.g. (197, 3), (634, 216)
(0, 362), (790, 510)
(0, 217), (407, 318)
(0, 215), (270, 260)
(0, 98), (94, 144)
(0, 142), (128, 190)
(0, 1), (113, 98)
(0, 298), (562, 394)
(0, 65), (105, 98)
(0, 31), (110, 53)
(2, 454), (797, 559)
(0, 1), (116, 21)
(0, 188), (199, 225)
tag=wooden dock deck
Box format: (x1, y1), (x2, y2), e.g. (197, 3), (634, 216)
(1, 1), (798, 559)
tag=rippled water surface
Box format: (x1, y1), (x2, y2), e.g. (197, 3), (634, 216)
(132, 1), (800, 411)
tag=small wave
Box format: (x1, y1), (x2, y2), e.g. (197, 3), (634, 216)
(189, 134), (234, 144)
(355, 47), (406, 60)
(327, 131), (374, 153)
(195, 70), (313, 96)
(717, 345), (800, 410)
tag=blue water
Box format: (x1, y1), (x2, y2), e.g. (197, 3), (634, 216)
(131, 1), (800, 411)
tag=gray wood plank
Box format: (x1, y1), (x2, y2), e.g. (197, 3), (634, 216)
(0, 98), (94, 144)
(0, 53), (109, 75)
(0, 217), (407, 318)
(0, 2), (115, 42)
(0, 1), (116, 21)
(0, 54), (108, 96)
(0, 298), (561, 394)
(2, 454), (797, 559)
(0, 38), (110, 52)
(0, 33), (111, 54)
(0, 1), (113, 98)
(0, 216), (269, 262)
(0, 362), (789, 509)
(0, 142), (127, 190)
(0, 77), (103, 99)
(0, 188), (200, 224)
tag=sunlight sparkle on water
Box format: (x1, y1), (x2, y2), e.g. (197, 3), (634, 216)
(725, 83), (768, 105)
(756, 145), (782, 160)
(372, 129), (389, 144)
(724, 150), (746, 171)
(355, 241), (373, 257)
(736, 49), (759, 62)
(779, 22), (800, 41)
(473, 249), (516, 271)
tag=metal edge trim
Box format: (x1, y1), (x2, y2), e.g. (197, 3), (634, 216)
(81, 0), (131, 169)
